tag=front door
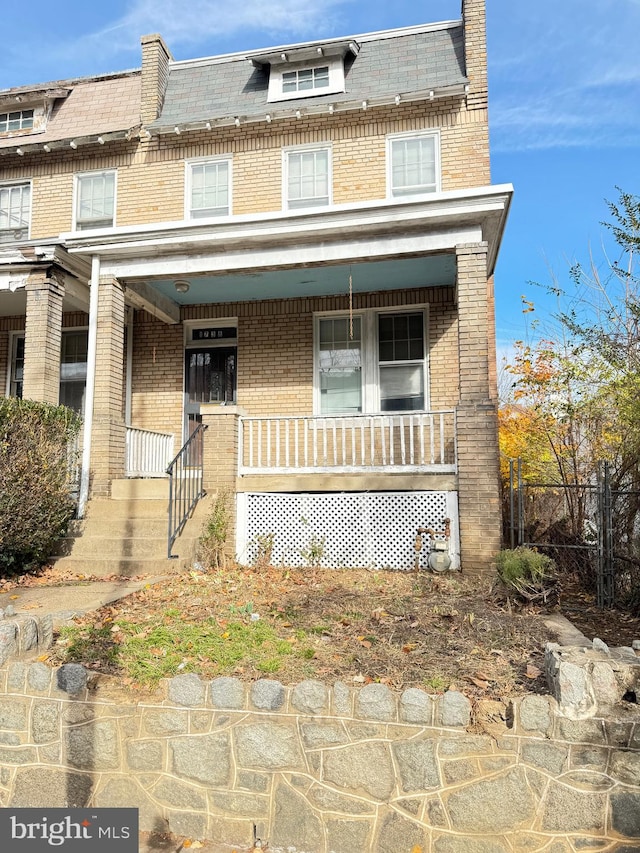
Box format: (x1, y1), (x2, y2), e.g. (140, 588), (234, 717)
(184, 347), (237, 440)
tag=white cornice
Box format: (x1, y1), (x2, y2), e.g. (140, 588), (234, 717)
(65, 184), (513, 276)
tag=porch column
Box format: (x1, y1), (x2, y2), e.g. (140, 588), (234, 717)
(22, 271), (64, 404)
(455, 242), (501, 572)
(90, 276), (126, 497)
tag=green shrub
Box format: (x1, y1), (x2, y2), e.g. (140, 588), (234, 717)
(495, 547), (557, 603)
(0, 397), (81, 574)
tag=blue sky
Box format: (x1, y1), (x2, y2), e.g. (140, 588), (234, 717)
(2, 0), (639, 353)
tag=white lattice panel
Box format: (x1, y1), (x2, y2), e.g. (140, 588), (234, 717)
(237, 491), (459, 570)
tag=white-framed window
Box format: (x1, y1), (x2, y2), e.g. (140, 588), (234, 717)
(0, 109), (34, 133)
(74, 170), (116, 230)
(315, 307), (428, 415)
(59, 329), (88, 413)
(186, 157), (232, 219)
(6, 328), (88, 412)
(0, 182), (31, 243)
(268, 58), (345, 102)
(284, 145), (331, 210)
(387, 131), (440, 198)
(8, 332), (25, 397)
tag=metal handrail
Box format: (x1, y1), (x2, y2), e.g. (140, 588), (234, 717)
(167, 423), (208, 558)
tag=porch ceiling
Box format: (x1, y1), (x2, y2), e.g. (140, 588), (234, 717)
(146, 254), (456, 305)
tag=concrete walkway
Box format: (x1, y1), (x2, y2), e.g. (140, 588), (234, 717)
(0, 576), (168, 627)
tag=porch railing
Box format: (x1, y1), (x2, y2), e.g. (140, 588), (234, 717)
(167, 423), (208, 558)
(239, 410), (457, 474)
(126, 427), (175, 478)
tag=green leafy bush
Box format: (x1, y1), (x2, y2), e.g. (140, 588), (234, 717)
(495, 547), (557, 603)
(0, 397), (81, 574)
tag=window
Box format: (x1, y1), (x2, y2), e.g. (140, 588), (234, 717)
(282, 65), (329, 94)
(318, 317), (362, 414)
(75, 170), (116, 230)
(9, 334), (24, 397)
(0, 110), (34, 133)
(59, 331), (88, 413)
(315, 309), (427, 415)
(0, 182), (30, 243)
(378, 312), (425, 411)
(388, 132), (440, 198)
(268, 58), (345, 102)
(187, 158), (231, 219)
(285, 146), (331, 210)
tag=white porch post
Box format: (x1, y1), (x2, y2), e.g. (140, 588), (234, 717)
(78, 254), (100, 518)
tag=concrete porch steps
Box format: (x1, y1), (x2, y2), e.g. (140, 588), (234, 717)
(52, 480), (210, 578)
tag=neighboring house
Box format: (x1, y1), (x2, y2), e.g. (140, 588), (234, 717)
(0, 0), (511, 572)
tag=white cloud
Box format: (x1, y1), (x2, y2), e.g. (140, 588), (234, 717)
(47, 0), (355, 65)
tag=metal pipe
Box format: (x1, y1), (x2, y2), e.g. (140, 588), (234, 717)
(77, 254), (100, 519)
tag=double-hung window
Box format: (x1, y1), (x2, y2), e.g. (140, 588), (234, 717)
(316, 309), (427, 415)
(187, 157), (231, 219)
(0, 182), (31, 243)
(59, 330), (88, 414)
(75, 170), (116, 230)
(285, 145), (331, 210)
(387, 131), (440, 198)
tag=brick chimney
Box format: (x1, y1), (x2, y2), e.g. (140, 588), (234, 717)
(462, 0), (488, 112)
(140, 34), (173, 126)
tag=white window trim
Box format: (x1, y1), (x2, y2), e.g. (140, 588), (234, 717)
(6, 330), (25, 397)
(268, 57), (345, 103)
(184, 155), (233, 220)
(313, 305), (430, 416)
(72, 169), (117, 231)
(282, 143), (333, 212)
(386, 129), (441, 200)
(0, 179), (32, 243)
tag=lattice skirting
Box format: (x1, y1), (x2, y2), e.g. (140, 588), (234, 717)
(236, 491), (459, 570)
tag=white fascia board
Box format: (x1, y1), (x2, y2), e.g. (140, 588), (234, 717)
(66, 184), (513, 254)
(98, 226), (482, 280)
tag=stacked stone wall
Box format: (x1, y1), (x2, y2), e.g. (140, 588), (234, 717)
(0, 661), (637, 852)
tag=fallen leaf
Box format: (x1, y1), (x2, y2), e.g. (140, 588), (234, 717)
(9, 595), (18, 600)
(402, 643), (418, 653)
(475, 671), (491, 682)
(526, 664), (542, 679)
(469, 677), (489, 690)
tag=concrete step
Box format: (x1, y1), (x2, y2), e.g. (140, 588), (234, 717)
(84, 498), (168, 520)
(51, 556), (188, 578)
(58, 536), (170, 560)
(111, 478), (170, 501)
(68, 518), (170, 538)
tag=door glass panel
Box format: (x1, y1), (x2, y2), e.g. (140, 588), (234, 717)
(186, 348), (236, 404)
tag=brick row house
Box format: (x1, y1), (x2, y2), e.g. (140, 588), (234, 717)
(0, 0), (511, 572)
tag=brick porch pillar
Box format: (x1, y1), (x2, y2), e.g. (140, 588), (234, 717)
(22, 271), (64, 404)
(90, 276), (126, 497)
(455, 242), (501, 572)
(200, 406), (242, 556)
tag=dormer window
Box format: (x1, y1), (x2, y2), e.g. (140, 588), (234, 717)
(0, 110), (34, 133)
(282, 65), (329, 94)
(251, 39), (359, 104)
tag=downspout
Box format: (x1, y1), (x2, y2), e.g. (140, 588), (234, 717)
(77, 254), (100, 518)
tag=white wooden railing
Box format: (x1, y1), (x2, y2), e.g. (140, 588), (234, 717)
(126, 427), (175, 478)
(239, 411), (456, 474)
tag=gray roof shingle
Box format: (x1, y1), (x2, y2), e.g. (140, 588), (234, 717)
(152, 25), (465, 128)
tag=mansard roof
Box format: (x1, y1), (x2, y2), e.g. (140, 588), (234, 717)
(0, 72), (141, 153)
(149, 21), (466, 133)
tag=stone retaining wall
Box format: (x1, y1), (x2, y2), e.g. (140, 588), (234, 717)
(0, 663), (638, 852)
